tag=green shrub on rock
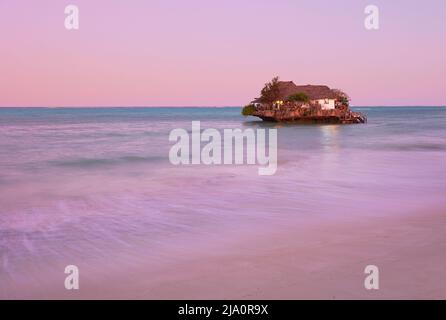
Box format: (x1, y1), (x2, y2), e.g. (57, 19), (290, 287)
(242, 104), (256, 116)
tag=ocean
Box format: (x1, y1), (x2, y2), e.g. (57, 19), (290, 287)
(1, 106), (446, 298)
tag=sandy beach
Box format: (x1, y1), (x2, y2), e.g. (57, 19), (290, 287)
(90, 206), (446, 300)
(5, 204), (445, 300)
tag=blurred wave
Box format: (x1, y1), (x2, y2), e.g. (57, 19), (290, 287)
(1, 106), (446, 290)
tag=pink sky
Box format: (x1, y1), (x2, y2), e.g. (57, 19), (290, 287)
(0, 0), (445, 107)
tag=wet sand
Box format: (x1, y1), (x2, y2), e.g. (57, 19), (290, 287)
(134, 207), (446, 300)
(6, 206), (445, 300)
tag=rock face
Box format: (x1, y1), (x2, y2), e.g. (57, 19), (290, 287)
(252, 105), (367, 124)
(246, 79), (366, 124)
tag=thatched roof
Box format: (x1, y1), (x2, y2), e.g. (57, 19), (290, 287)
(275, 81), (300, 100)
(293, 84), (338, 100)
(253, 81), (338, 103)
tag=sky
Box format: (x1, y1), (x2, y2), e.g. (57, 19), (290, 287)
(0, 0), (445, 107)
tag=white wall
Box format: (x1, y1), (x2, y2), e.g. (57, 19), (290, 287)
(316, 99), (336, 110)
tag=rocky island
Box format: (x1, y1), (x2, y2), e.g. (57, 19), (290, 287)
(243, 77), (366, 124)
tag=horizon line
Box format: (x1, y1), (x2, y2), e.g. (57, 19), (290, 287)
(1, 105), (446, 109)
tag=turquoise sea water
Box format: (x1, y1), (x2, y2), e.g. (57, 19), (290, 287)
(1, 106), (446, 297)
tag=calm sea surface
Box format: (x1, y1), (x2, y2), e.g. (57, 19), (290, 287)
(1, 107), (446, 296)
